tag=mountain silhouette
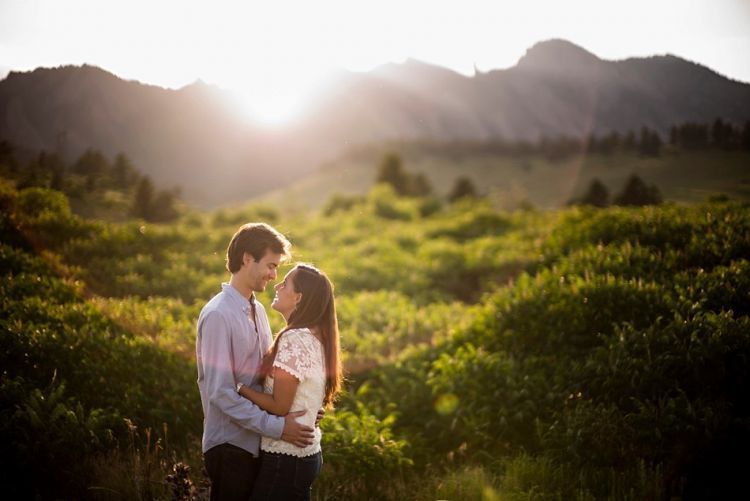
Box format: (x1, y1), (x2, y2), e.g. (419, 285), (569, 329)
(1, 40), (748, 206)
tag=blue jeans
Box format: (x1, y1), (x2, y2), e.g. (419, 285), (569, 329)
(203, 443), (260, 501)
(251, 450), (322, 501)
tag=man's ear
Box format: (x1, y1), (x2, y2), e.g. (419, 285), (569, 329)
(243, 252), (253, 267)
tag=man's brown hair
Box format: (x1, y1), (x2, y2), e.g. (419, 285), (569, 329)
(225, 223), (291, 273)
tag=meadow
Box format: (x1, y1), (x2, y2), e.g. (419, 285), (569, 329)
(260, 145), (750, 211)
(1, 162), (749, 499)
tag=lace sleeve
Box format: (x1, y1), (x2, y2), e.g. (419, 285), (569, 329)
(272, 330), (313, 382)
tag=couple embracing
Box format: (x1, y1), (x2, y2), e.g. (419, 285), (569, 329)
(196, 223), (342, 500)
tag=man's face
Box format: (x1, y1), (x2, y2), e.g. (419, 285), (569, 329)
(244, 249), (282, 293)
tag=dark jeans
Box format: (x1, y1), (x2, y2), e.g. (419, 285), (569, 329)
(251, 450), (323, 501)
(204, 443), (260, 501)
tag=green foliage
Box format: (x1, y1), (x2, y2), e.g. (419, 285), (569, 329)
(316, 403), (412, 499)
(0, 141), (181, 221)
(323, 192), (366, 216)
(338, 198), (749, 499)
(416, 466), (502, 501)
(87, 422), (201, 501)
(428, 202), (511, 240)
(2, 172), (749, 499)
(369, 184), (417, 220)
(337, 290), (475, 371)
(497, 455), (666, 500)
(0, 239), (200, 496)
(0, 377), (119, 498)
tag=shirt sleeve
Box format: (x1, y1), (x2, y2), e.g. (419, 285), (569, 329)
(272, 330), (310, 382)
(198, 310), (284, 439)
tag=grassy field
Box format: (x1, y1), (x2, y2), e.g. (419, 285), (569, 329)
(2, 169), (749, 499)
(259, 147), (750, 210)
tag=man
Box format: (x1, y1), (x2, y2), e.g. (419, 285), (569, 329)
(197, 223), (315, 501)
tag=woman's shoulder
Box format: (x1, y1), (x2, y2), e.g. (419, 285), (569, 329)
(283, 327), (312, 337)
(282, 328), (322, 347)
(281, 327), (315, 343)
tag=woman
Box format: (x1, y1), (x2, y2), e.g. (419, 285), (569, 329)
(237, 263), (342, 500)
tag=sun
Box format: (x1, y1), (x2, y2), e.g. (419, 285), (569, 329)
(229, 87), (306, 127)
(221, 66), (335, 127)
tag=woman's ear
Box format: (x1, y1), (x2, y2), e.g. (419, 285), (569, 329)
(295, 292), (303, 305)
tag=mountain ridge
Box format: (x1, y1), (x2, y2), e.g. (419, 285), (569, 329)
(1, 39), (749, 207)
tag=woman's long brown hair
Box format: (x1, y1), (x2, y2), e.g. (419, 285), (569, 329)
(259, 264), (342, 408)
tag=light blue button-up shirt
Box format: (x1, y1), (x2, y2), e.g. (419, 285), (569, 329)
(196, 283), (284, 455)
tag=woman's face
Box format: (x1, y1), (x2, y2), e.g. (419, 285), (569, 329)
(271, 268), (301, 320)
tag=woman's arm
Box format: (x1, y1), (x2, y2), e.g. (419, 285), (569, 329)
(239, 368), (299, 416)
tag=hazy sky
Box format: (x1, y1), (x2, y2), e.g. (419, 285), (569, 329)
(1, 0), (749, 123)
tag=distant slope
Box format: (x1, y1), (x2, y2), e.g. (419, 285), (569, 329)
(2, 40), (749, 207)
(258, 146), (750, 211)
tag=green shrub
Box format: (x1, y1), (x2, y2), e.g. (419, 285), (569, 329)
(0, 377), (119, 498)
(316, 403), (413, 500)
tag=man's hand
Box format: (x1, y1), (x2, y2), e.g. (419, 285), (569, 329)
(281, 410), (315, 447)
(315, 408), (325, 427)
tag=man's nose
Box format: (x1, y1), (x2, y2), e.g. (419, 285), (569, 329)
(270, 268), (277, 280)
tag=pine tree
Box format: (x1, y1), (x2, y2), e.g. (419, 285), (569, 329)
(50, 162), (65, 191)
(73, 149), (109, 176)
(742, 121), (750, 151)
(409, 173), (432, 197)
(375, 153), (410, 196)
(579, 178), (610, 207)
(112, 153), (137, 189)
(711, 118), (734, 148)
(638, 127), (662, 156)
(448, 176), (478, 202)
(614, 174), (662, 206)
(150, 189), (180, 222)
(623, 130), (636, 151)
(131, 176), (155, 220)
(0, 140), (18, 175)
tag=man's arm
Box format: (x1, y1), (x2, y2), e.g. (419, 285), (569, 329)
(198, 311), (284, 439)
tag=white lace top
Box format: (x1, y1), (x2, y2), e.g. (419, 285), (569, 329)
(261, 328), (325, 457)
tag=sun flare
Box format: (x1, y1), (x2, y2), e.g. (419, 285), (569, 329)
(220, 65), (336, 126)
(229, 87), (307, 126)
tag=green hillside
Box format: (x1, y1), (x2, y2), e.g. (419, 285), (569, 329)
(259, 146), (750, 211)
(1, 173), (749, 499)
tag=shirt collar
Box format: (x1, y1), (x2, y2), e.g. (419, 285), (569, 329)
(221, 283), (256, 314)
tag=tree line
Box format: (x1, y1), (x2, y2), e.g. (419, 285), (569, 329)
(0, 141), (180, 222)
(346, 118), (750, 163)
(527, 117), (750, 160)
(669, 118), (750, 150)
(375, 152), (479, 203)
(373, 151), (665, 210)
